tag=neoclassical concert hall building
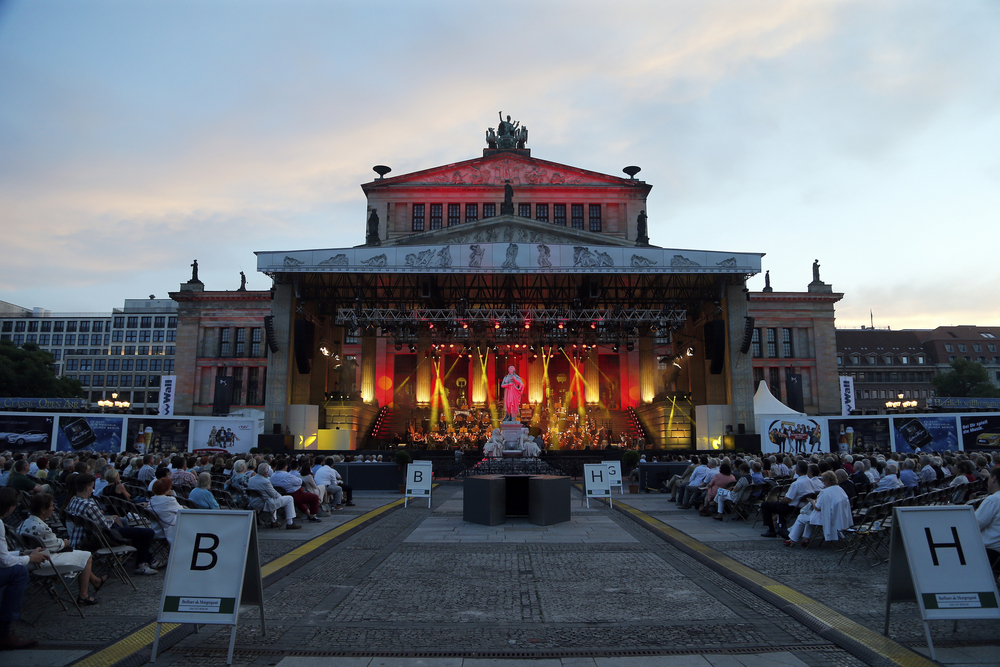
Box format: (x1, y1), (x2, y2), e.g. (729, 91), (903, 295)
(254, 119), (808, 451)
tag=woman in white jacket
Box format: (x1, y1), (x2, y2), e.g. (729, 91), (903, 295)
(785, 471), (852, 546)
(148, 477), (183, 547)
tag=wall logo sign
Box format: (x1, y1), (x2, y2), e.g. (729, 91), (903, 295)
(158, 375), (177, 416)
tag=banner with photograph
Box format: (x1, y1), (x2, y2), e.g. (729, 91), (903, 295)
(125, 417), (191, 454)
(761, 417), (825, 455)
(827, 417), (892, 454)
(891, 415), (960, 453)
(839, 376), (856, 416)
(959, 415), (1000, 449)
(191, 418), (255, 454)
(55, 415), (125, 453)
(0, 414), (55, 451)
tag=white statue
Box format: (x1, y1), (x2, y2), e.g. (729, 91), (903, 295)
(484, 428), (505, 458)
(522, 435), (541, 459)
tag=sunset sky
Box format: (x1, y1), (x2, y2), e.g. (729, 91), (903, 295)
(2, 1), (998, 329)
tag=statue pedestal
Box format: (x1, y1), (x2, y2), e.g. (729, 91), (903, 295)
(501, 422), (523, 448)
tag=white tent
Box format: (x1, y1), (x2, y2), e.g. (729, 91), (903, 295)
(753, 381), (805, 417)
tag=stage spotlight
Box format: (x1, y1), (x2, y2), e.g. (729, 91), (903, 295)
(686, 346), (695, 357)
(612, 344), (619, 353)
(524, 321), (531, 329)
(428, 323), (434, 329)
(395, 342), (402, 351)
(558, 322), (565, 329)
(557, 344), (564, 352)
(494, 322), (501, 329)
(626, 341), (635, 352)
(408, 343), (416, 353)
(462, 322), (468, 329)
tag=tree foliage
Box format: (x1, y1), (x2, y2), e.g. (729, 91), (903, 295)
(0, 341), (83, 398)
(931, 358), (1000, 398)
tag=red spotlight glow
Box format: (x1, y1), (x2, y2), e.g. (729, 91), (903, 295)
(494, 322), (500, 329)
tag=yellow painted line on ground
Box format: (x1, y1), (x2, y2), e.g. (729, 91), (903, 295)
(615, 500), (937, 667)
(73, 491), (418, 667)
(73, 622), (180, 667)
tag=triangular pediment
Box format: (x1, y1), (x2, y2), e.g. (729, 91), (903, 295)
(362, 152), (646, 190)
(384, 215), (648, 248)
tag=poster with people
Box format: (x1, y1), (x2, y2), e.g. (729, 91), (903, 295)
(827, 417), (892, 454)
(761, 418), (824, 455)
(891, 415), (960, 453)
(0, 414), (55, 451)
(190, 418), (255, 454)
(959, 415), (1000, 449)
(125, 417), (191, 454)
(55, 415), (125, 453)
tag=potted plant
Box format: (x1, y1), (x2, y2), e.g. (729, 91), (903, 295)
(623, 450), (641, 494)
(395, 449), (412, 494)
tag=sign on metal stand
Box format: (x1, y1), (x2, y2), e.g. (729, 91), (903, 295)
(583, 463), (612, 508)
(151, 510), (264, 665)
(883, 506), (1000, 660)
(603, 460), (623, 494)
(405, 460), (433, 508)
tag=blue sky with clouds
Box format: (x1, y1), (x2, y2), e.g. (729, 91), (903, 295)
(2, 1), (998, 328)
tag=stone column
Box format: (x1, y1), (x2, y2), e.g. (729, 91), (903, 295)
(585, 349), (600, 404)
(639, 334), (655, 404)
(264, 283), (294, 433)
(725, 282), (754, 433)
(416, 338), (431, 406)
(472, 348), (486, 405)
(360, 331), (377, 404)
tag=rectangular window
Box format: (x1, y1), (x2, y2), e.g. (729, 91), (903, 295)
(80, 376), (90, 387)
(165, 346), (175, 356)
(79, 359), (92, 371)
(769, 367), (781, 399)
(39, 334), (49, 345)
(247, 367), (259, 405)
(125, 330), (137, 342)
(167, 316), (177, 329)
(94, 359), (105, 371)
(51, 349), (61, 360)
(106, 375), (117, 386)
(92, 321), (103, 333)
(108, 360), (119, 371)
(79, 321), (90, 333)
(112, 331), (123, 342)
(126, 317), (137, 328)
(150, 359), (162, 371)
(219, 328), (231, 357)
(465, 203), (478, 223)
(92, 375), (104, 387)
(752, 367), (764, 386)
(154, 316), (165, 328)
(132, 391), (145, 403)
(134, 375), (147, 387)
(447, 203), (460, 226)
(166, 330), (176, 342)
(518, 203), (531, 218)
(429, 204), (443, 229)
(124, 346), (135, 355)
(14, 321), (25, 332)
(113, 316), (125, 328)
(412, 204), (425, 232)
(235, 328), (246, 357)
(553, 204), (566, 226)
(781, 328), (794, 358)
(122, 360), (133, 371)
(137, 346), (149, 356)
(251, 328), (261, 357)
(151, 346), (163, 355)
(958, 344), (967, 352)
(12, 334), (24, 345)
(589, 205), (602, 232)
(40, 321), (51, 332)
(164, 360), (174, 372)
(65, 360), (78, 371)
(90, 334), (101, 345)
(139, 330), (151, 342)
(66, 321), (77, 333)
(1, 322), (11, 332)
(766, 328), (777, 358)
(571, 204), (584, 229)
(751, 329), (761, 358)
(232, 367), (244, 405)
(148, 375), (160, 387)
(53, 321), (64, 332)
(535, 204), (549, 222)
(27, 321), (39, 332)
(482, 203), (496, 218)
(25, 334), (36, 343)
(140, 317), (152, 328)
(65, 334), (75, 345)
(152, 330), (164, 342)
(110, 346), (121, 355)
(135, 360), (147, 371)
(0, 334), (9, 341)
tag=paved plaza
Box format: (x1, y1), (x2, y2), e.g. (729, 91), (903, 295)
(9, 483), (999, 667)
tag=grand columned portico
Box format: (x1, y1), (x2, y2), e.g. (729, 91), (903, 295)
(258, 118), (762, 450)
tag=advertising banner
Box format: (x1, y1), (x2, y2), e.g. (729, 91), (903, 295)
(959, 415), (1000, 449)
(0, 397), (87, 410)
(0, 414), (55, 451)
(125, 417), (191, 454)
(891, 415), (960, 453)
(761, 417), (825, 455)
(55, 415), (125, 453)
(839, 376), (856, 416)
(158, 375), (177, 416)
(190, 418), (255, 454)
(827, 417), (892, 454)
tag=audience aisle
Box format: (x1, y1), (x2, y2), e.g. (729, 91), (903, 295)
(6, 483), (996, 667)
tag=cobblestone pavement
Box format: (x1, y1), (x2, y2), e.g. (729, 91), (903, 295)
(9, 484), (997, 667)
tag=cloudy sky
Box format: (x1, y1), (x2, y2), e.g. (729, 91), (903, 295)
(2, 1), (998, 329)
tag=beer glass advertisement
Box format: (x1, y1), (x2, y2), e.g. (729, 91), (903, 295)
(55, 415), (125, 453)
(762, 418), (824, 455)
(191, 419), (255, 454)
(0, 414), (55, 451)
(124, 418), (191, 454)
(828, 417), (892, 454)
(891, 415), (960, 453)
(960, 415), (1000, 449)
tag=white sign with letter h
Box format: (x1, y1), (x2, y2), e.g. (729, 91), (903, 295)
(584, 463), (613, 508)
